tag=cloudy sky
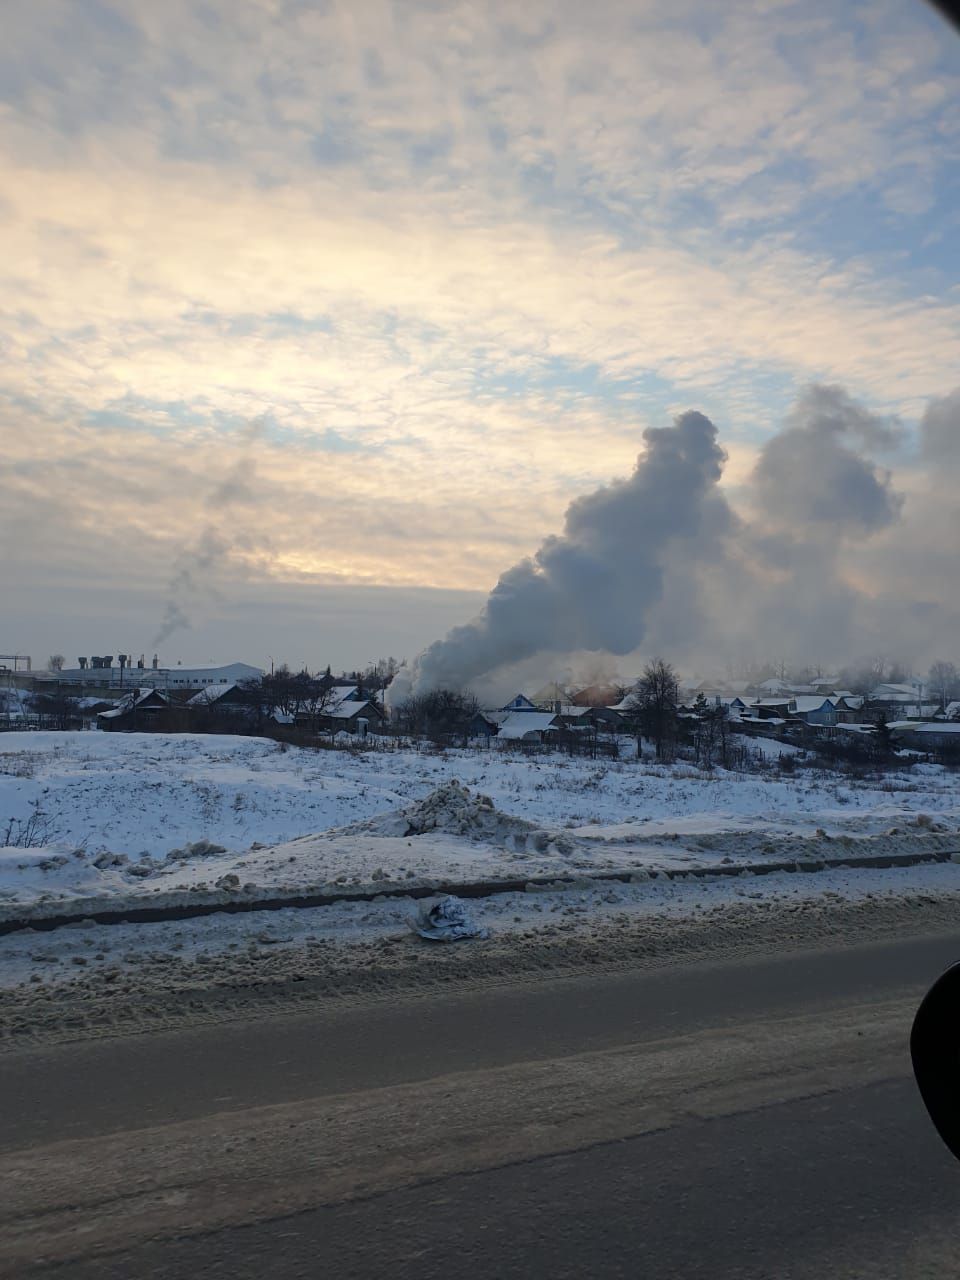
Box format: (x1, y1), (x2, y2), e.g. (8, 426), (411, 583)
(2, 0), (959, 677)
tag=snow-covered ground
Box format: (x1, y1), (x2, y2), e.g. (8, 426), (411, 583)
(4, 863), (960, 1044)
(1, 730), (959, 922)
(2, 730), (960, 1033)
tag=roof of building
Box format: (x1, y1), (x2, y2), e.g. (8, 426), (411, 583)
(500, 694), (538, 712)
(325, 699), (376, 721)
(98, 687), (169, 718)
(496, 711), (559, 739)
(187, 683), (242, 706)
(606, 697), (635, 712)
(323, 687), (366, 717)
(792, 696), (835, 713)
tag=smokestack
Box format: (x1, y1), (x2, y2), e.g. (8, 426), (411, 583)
(118, 654), (128, 669)
(152, 654), (159, 670)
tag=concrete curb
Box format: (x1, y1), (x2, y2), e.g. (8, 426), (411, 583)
(1, 848), (957, 937)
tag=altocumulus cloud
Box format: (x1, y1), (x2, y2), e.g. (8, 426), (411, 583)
(2, 0), (960, 666)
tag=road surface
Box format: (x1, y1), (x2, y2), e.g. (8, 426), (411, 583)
(4, 927), (960, 1277)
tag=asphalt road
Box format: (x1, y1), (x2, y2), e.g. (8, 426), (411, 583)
(5, 927), (960, 1277)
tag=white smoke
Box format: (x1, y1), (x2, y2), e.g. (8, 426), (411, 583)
(389, 410), (731, 703)
(389, 384), (960, 703)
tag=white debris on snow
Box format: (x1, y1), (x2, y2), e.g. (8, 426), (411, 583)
(415, 894), (490, 942)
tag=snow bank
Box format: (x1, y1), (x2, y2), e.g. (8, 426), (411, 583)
(342, 780), (575, 855)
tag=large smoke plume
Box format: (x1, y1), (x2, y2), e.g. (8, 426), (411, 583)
(390, 410), (731, 703)
(391, 383), (960, 703)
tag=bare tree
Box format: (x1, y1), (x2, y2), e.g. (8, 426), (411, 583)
(929, 660), (959, 709)
(686, 692), (731, 768)
(239, 667), (342, 731)
(47, 654), (65, 672)
(396, 688), (480, 744)
(28, 690), (79, 729)
(628, 658), (679, 761)
(363, 657), (401, 692)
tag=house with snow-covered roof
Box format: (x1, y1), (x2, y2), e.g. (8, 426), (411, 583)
(317, 687), (383, 736)
(187, 683), (246, 709)
(790, 696), (838, 726)
(495, 711), (561, 743)
(890, 722), (960, 751)
(97, 687), (188, 732)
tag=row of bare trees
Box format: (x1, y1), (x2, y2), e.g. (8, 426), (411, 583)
(618, 659), (731, 766)
(391, 689), (480, 744)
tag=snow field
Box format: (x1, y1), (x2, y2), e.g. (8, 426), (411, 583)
(0, 727), (959, 1028)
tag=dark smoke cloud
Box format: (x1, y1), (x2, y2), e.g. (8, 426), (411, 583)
(392, 411), (731, 699)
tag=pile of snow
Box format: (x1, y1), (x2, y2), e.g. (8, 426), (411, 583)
(343, 781), (576, 855)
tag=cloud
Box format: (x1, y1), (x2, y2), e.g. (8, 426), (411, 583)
(2, 1), (959, 669)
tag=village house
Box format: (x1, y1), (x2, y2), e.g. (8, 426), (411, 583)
(316, 687), (383, 737)
(187, 683), (252, 716)
(499, 693), (539, 713)
(789, 696), (838, 727)
(834, 695), (866, 723)
(97, 688), (189, 732)
(890, 722), (960, 752)
(494, 711), (561, 743)
(752, 698), (795, 721)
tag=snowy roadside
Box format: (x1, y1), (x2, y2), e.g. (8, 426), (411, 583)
(3, 861), (960, 1048)
(2, 730), (960, 1048)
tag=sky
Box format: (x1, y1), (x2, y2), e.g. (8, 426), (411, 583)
(2, 0), (959, 680)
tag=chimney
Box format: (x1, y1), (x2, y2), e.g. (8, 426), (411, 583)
(118, 654), (128, 670)
(78, 657), (87, 670)
(152, 654), (159, 670)
(137, 655), (145, 669)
